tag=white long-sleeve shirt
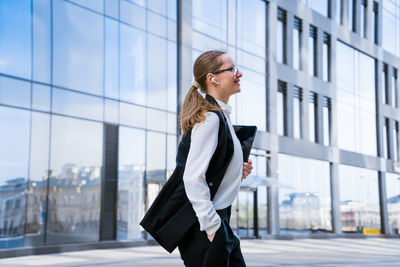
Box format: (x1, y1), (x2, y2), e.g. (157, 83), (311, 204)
(182, 99), (243, 235)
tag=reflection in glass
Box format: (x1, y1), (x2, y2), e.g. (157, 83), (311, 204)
(323, 33), (330, 82)
(192, 0), (227, 41)
(147, 109), (166, 132)
(237, 0), (265, 57)
(360, 1), (367, 38)
(336, 41), (376, 156)
(167, 134), (177, 179)
(349, 0), (354, 31)
(25, 112), (50, 246)
(386, 173), (400, 235)
(146, 132), (166, 181)
(0, 76), (31, 109)
(105, 18), (119, 99)
(293, 86), (302, 139)
(393, 121), (399, 161)
(119, 102), (146, 128)
(383, 64), (388, 104)
(309, 92), (317, 143)
(293, 18), (301, 70)
(120, 0), (145, 30)
(32, 84), (51, 112)
(279, 154), (332, 234)
(372, 2), (378, 44)
(392, 69), (398, 108)
(117, 127), (145, 240)
(235, 67), (266, 131)
(336, 0), (342, 24)
(53, 0), (103, 95)
(147, 35), (167, 109)
(47, 116), (103, 244)
(52, 88), (103, 121)
(382, 0), (399, 56)
(33, 0), (51, 83)
(384, 118), (390, 159)
(167, 41), (177, 112)
(277, 9), (286, 64)
(323, 97), (331, 146)
(339, 165), (380, 233)
(147, 11), (167, 38)
(309, 26), (316, 77)
(277, 81), (286, 136)
(0, 0), (31, 79)
(298, 0), (328, 17)
(104, 99), (119, 124)
(0, 107), (30, 248)
(120, 24), (146, 105)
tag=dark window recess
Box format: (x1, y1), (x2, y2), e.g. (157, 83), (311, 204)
(100, 124), (119, 241)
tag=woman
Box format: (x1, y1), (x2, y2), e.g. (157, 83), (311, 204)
(140, 50), (253, 267)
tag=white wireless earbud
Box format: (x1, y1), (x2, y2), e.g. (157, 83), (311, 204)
(211, 77), (220, 85)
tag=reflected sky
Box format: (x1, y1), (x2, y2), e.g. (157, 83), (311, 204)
(0, 0), (31, 79)
(336, 41), (377, 156)
(0, 106), (30, 185)
(53, 0), (103, 95)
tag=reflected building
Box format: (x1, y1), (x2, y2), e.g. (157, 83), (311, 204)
(1, 0), (400, 257)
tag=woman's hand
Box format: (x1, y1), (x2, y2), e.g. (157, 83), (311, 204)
(207, 232), (216, 242)
(242, 160), (253, 179)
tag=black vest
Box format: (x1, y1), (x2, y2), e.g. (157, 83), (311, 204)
(140, 95), (234, 253)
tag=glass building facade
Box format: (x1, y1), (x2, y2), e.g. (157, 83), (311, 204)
(1, 0), (400, 257)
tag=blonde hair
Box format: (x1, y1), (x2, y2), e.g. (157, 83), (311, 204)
(179, 50), (225, 135)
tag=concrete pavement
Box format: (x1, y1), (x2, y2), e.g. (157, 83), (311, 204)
(0, 238), (400, 266)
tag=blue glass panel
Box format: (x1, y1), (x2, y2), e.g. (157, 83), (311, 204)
(147, 109), (166, 132)
(148, 0), (166, 15)
(120, 1), (146, 30)
(339, 165), (380, 233)
(0, 76), (31, 109)
(120, 24), (146, 105)
(237, 0), (265, 57)
(33, 0), (51, 83)
(24, 112), (50, 246)
(278, 154), (332, 234)
(167, 41), (177, 112)
(147, 34), (167, 109)
(166, 134), (177, 178)
(104, 99), (119, 124)
(167, 19), (177, 42)
(53, 0), (104, 95)
(119, 102), (146, 128)
(32, 83), (51, 112)
(117, 126), (145, 240)
(105, 18), (119, 99)
(147, 11), (167, 38)
(386, 173), (400, 235)
(0, 106), (30, 248)
(68, 0), (104, 13)
(167, 112), (177, 134)
(105, 0), (119, 19)
(47, 115), (103, 244)
(167, 0), (177, 20)
(52, 88), (103, 121)
(192, 0), (227, 41)
(0, 0), (31, 79)
(146, 131), (166, 180)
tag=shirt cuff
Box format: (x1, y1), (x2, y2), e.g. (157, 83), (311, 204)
(204, 219), (221, 236)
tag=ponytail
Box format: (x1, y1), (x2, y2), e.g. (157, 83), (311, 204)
(179, 86), (220, 135)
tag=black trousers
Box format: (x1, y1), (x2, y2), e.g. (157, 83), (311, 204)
(178, 206), (246, 267)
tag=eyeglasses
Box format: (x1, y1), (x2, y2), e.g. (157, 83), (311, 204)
(212, 65), (239, 76)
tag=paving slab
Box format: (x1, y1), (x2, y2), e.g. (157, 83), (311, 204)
(0, 238), (399, 266)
